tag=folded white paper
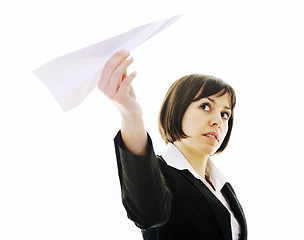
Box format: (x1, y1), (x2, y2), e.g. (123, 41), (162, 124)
(33, 15), (182, 112)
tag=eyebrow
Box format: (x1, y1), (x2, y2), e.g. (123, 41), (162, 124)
(206, 97), (231, 110)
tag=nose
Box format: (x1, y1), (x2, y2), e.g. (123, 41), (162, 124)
(209, 113), (223, 128)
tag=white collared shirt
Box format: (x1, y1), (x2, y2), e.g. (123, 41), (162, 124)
(162, 143), (240, 240)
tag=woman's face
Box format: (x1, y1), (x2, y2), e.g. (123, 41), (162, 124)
(175, 91), (232, 157)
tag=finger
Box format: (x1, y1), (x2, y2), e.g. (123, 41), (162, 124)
(98, 50), (130, 91)
(104, 50), (130, 80)
(107, 57), (134, 98)
(106, 50), (130, 71)
(115, 71), (137, 103)
(99, 50), (129, 91)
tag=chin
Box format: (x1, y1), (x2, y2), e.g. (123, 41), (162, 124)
(200, 147), (217, 157)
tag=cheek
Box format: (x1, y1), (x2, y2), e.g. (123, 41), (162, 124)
(220, 123), (229, 142)
(182, 111), (203, 134)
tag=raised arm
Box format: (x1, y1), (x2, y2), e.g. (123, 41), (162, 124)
(98, 50), (148, 156)
(98, 51), (172, 229)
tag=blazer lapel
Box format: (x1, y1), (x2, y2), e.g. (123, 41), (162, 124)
(221, 182), (247, 240)
(181, 170), (233, 240)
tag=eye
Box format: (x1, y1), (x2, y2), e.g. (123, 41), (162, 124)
(221, 112), (231, 120)
(200, 103), (211, 111)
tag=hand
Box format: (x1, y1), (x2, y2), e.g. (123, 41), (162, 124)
(98, 50), (140, 116)
(99, 50), (148, 155)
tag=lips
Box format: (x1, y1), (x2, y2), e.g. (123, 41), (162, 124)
(203, 132), (219, 142)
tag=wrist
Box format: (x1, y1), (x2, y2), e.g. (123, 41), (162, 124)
(120, 110), (148, 156)
(121, 110), (144, 129)
(115, 100), (142, 121)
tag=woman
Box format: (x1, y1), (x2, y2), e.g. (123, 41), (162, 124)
(98, 50), (247, 240)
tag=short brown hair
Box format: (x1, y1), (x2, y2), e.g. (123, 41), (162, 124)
(158, 74), (236, 154)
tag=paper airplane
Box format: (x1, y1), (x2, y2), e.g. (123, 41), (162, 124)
(33, 15), (182, 112)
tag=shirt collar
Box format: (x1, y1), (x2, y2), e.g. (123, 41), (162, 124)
(161, 142), (228, 191)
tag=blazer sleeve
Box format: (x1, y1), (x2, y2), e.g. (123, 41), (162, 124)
(113, 131), (172, 230)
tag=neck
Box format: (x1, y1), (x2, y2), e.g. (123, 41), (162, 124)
(173, 142), (209, 179)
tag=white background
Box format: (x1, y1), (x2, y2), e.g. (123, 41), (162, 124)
(1, 0), (303, 239)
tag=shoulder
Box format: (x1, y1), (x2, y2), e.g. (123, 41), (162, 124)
(156, 155), (174, 172)
(156, 155), (188, 191)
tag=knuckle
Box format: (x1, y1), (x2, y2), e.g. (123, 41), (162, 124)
(104, 60), (116, 69)
(112, 71), (121, 80)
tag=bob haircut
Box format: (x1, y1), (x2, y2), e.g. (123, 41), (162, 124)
(158, 74), (236, 154)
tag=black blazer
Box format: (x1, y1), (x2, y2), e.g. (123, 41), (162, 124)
(114, 131), (247, 240)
